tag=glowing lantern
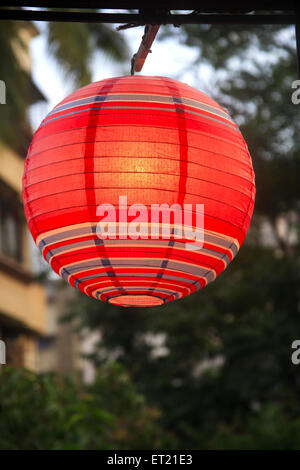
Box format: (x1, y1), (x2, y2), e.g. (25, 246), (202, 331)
(22, 76), (255, 307)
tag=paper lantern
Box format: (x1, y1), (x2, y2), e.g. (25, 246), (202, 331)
(22, 76), (255, 307)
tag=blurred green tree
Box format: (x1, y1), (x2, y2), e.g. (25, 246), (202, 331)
(0, 364), (175, 450)
(65, 19), (300, 449)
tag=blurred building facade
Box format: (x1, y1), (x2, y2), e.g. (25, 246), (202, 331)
(0, 22), (47, 370)
(38, 278), (98, 382)
(0, 22), (100, 381)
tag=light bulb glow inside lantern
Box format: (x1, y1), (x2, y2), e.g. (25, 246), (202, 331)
(22, 76), (255, 307)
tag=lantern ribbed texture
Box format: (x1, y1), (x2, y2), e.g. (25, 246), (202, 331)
(22, 76), (255, 307)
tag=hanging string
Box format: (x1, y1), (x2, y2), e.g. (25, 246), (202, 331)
(129, 24), (160, 75)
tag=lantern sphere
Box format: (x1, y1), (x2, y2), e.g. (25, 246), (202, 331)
(23, 76), (255, 307)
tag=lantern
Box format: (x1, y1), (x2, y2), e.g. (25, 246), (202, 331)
(22, 76), (255, 307)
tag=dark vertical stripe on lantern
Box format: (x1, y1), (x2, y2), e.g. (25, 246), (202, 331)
(168, 79), (189, 206)
(147, 78), (189, 300)
(84, 77), (125, 296)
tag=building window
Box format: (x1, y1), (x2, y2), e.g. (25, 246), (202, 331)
(0, 201), (22, 262)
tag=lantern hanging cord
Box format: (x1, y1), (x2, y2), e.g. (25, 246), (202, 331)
(116, 9), (184, 76)
(129, 24), (160, 76)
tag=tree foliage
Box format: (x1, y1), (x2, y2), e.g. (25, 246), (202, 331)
(64, 20), (300, 449)
(0, 364), (175, 450)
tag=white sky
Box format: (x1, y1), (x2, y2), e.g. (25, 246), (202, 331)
(29, 22), (206, 131)
(29, 21), (295, 132)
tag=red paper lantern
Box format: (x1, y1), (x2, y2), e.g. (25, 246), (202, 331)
(22, 76), (255, 307)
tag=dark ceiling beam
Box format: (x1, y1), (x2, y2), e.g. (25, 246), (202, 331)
(0, 3), (298, 77)
(0, 9), (296, 25)
(0, 1), (297, 10)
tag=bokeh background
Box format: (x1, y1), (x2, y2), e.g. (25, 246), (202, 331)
(0, 8), (299, 450)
